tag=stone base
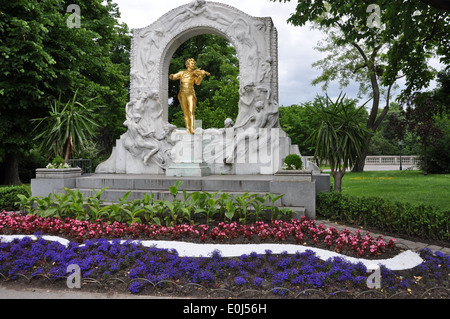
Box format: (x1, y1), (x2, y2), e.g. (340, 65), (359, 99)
(70, 172), (322, 219)
(165, 162), (211, 177)
(97, 128), (303, 176)
(31, 168), (82, 197)
(35, 168), (82, 179)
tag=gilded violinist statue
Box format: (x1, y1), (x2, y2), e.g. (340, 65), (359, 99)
(170, 58), (210, 134)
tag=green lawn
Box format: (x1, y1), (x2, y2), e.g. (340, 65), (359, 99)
(329, 170), (450, 211)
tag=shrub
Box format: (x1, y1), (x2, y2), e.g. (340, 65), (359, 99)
(422, 116), (450, 174)
(0, 185), (31, 211)
(316, 192), (449, 241)
(283, 154), (303, 170)
(52, 156), (65, 166)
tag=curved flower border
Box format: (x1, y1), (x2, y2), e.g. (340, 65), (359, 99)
(1, 211), (397, 258)
(0, 236), (448, 297)
(0, 234), (423, 270)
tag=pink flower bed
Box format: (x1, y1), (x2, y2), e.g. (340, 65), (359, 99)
(0, 211), (396, 257)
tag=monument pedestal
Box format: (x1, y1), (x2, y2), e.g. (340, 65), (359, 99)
(165, 130), (211, 177)
(31, 168), (82, 197)
(165, 162), (210, 177)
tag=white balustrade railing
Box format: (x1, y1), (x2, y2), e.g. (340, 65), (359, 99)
(302, 156), (419, 166)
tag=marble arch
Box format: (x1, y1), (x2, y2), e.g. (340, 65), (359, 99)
(96, 0), (302, 176)
(130, 0), (279, 126)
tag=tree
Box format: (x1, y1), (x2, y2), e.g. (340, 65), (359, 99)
(310, 28), (398, 170)
(32, 91), (102, 162)
(404, 93), (443, 175)
(431, 68), (450, 115)
(403, 68), (450, 174)
(279, 96), (363, 156)
(0, 0), (130, 184)
(425, 115), (450, 174)
(169, 34), (239, 128)
(0, 0), (60, 185)
(308, 94), (369, 191)
(420, 0), (450, 10)
(279, 103), (318, 156)
(272, 0), (449, 98)
(271, 0), (449, 170)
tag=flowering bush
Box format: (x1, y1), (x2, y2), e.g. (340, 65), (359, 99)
(46, 163), (71, 169)
(46, 155), (71, 169)
(0, 236), (447, 297)
(0, 211), (396, 257)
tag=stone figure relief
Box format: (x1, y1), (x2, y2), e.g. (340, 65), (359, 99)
(234, 83), (256, 128)
(232, 19), (261, 79)
(254, 19), (267, 32)
(167, 0), (233, 32)
(122, 91), (176, 169)
(224, 118), (234, 128)
(236, 101), (277, 130)
(259, 56), (273, 82)
(234, 83), (278, 129)
(235, 86), (278, 130)
(131, 28), (163, 86)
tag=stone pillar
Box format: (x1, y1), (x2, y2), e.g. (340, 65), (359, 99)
(31, 168), (82, 197)
(270, 170), (316, 219)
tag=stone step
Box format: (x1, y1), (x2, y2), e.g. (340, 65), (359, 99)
(32, 172), (316, 219)
(74, 174), (273, 193)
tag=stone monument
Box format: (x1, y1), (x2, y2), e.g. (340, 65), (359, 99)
(96, 0), (300, 176)
(27, 0), (330, 219)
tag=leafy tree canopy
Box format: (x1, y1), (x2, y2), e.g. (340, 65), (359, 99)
(271, 0), (449, 99)
(0, 0), (130, 184)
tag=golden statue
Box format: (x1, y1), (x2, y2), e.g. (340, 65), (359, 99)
(170, 58), (210, 134)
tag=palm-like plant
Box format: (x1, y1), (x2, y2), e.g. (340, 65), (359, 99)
(308, 93), (369, 191)
(32, 91), (101, 162)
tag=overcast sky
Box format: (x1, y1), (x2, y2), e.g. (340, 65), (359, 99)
(110, 0), (423, 107)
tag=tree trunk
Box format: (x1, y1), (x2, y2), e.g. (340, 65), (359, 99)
(352, 138), (370, 172)
(333, 170), (345, 192)
(64, 133), (74, 163)
(349, 44), (393, 173)
(2, 153), (22, 185)
(423, 145), (428, 176)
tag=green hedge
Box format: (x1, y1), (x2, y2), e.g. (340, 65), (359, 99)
(316, 192), (449, 242)
(0, 185), (31, 211)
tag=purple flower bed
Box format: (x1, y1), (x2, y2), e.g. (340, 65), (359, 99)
(0, 236), (448, 298)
